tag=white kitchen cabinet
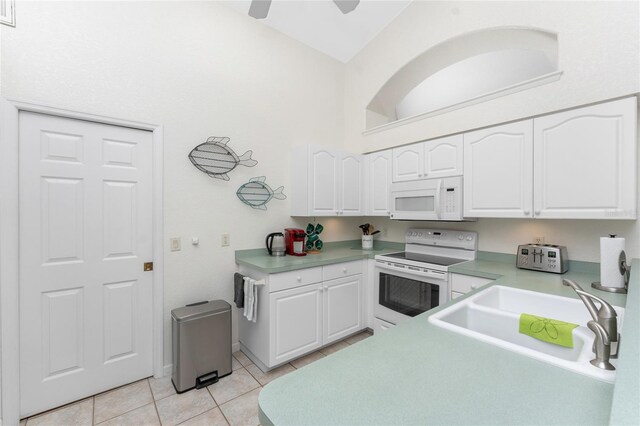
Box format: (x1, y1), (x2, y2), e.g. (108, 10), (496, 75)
(270, 283), (323, 365)
(423, 134), (463, 179)
(463, 120), (534, 218)
(238, 260), (365, 371)
(533, 97), (637, 219)
(323, 275), (362, 344)
(291, 145), (364, 216)
(392, 144), (422, 182)
(450, 273), (494, 295)
(392, 135), (464, 183)
(365, 150), (392, 216)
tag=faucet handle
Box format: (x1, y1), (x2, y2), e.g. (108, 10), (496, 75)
(575, 289), (618, 320)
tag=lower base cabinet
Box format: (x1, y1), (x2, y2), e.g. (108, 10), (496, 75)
(239, 261), (364, 371)
(450, 273), (494, 297)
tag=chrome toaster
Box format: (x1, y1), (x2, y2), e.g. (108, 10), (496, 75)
(516, 244), (569, 274)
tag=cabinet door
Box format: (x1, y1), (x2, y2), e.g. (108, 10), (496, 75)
(533, 97), (637, 219)
(309, 147), (339, 216)
(365, 151), (392, 216)
(323, 275), (362, 345)
(392, 144), (423, 182)
(464, 120), (534, 218)
(270, 284), (323, 365)
(339, 153), (364, 215)
(423, 134), (463, 178)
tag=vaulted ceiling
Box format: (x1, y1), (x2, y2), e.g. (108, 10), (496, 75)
(222, 1), (412, 63)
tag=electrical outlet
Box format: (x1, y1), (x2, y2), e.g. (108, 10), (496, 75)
(221, 233), (230, 247)
(534, 236), (545, 245)
(170, 237), (181, 251)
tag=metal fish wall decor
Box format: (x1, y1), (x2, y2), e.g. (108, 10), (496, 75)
(236, 177), (286, 210)
(188, 136), (257, 181)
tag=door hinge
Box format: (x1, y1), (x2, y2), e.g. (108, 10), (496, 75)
(144, 262), (154, 271)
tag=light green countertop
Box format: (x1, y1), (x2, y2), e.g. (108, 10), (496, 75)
(235, 240), (403, 273)
(258, 253), (639, 425)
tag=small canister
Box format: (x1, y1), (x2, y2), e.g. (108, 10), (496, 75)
(362, 235), (373, 250)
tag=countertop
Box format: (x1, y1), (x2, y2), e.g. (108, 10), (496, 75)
(258, 253), (639, 425)
(235, 240), (403, 273)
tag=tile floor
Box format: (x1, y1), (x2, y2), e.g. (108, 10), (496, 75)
(22, 331), (373, 426)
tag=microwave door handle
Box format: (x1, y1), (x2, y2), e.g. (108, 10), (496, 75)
(435, 179), (442, 219)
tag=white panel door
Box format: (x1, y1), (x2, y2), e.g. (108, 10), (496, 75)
(423, 134), (463, 179)
(339, 153), (364, 215)
(392, 144), (423, 182)
(464, 120), (534, 218)
(270, 284), (323, 365)
(365, 151), (392, 216)
(309, 148), (339, 216)
(533, 97), (637, 219)
(323, 275), (362, 345)
(19, 112), (153, 417)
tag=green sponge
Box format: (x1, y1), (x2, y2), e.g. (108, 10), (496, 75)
(519, 313), (579, 348)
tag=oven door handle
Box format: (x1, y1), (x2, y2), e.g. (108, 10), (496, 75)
(375, 262), (447, 280)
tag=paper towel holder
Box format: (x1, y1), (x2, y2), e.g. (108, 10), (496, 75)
(591, 250), (630, 294)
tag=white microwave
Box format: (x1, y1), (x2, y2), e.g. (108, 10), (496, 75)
(389, 176), (471, 221)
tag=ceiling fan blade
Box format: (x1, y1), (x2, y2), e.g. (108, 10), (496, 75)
(249, 0), (272, 19)
(333, 0), (360, 14)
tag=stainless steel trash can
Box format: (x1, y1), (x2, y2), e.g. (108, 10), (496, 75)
(171, 300), (232, 393)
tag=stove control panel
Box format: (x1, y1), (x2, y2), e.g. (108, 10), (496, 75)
(516, 244), (569, 274)
(405, 228), (477, 251)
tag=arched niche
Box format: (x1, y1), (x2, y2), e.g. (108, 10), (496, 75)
(365, 27), (562, 132)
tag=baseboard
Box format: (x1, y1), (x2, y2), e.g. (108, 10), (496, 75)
(162, 364), (173, 378)
(232, 341), (240, 353)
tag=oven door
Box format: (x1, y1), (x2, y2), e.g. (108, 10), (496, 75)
(374, 261), (450, 326)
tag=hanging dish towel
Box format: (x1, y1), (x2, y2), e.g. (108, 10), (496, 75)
(243, 277), (258, 322)
(234, 273), (244, 308)
(519, 313), (578, 348)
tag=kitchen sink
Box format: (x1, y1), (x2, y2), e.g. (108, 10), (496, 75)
(429, 285), (625, 382)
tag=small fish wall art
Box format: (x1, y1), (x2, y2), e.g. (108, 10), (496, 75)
(236, 177), (286, 210)
(188, 136), (257, 181)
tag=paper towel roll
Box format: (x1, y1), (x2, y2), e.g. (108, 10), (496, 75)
(600, 236), (625, 288)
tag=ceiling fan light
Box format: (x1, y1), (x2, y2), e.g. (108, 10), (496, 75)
(249, 0), (272, 19)
(333, 0), (360, 14)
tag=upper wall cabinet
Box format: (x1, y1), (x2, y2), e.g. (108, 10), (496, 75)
(464, 120), (534, 218)
(392, 135), (463, 182)
(291, 145), (364, 217)
(533, 97), (637, 219)
(365, 150), (392, 216)
(463, 97), (637, 220)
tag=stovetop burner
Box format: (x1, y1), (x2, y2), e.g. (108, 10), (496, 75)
(382, 251), (468, 267)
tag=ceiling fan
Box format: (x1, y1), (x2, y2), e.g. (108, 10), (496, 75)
(248, 0), (360, 19)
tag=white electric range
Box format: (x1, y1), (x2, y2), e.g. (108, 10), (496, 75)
(373, 228), (478, 332)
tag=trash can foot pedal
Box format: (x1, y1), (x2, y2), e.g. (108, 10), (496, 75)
(196, 371), (219, 388)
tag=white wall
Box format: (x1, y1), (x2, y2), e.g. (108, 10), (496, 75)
(344, 0), (640, 262)
(0, 1), (359, 370)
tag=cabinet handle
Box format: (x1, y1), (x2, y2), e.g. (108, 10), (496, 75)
(534, 210), (541, 215)
(342, 268), (347, 273)
(296, 276), (302, 282)
(319, 286), (324, 292)
(471, 283), (478, 290)
(524, 210), (530, 215)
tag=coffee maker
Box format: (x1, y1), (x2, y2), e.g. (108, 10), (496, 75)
(284, 228), (307, 256)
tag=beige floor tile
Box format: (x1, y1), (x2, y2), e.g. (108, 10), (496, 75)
(208, 368), (260, 405)
(232, 351), (253, 367)
(219, 388), (261, 426)
(149, 376), (177, 401)
(231, 356), (243, 371)
(155, 388), (216, 426)
(290, 351), (325, 369)
(345, 331), (373, 345)
(178, 407), (229, 426)
(98, 402), (160, 426)
(27, 398), (93, 426)
(20, 420), (27, 426)
(245, 363), (295, 386)
(319, 340), (350, 356)
(94, 380), (153, 424)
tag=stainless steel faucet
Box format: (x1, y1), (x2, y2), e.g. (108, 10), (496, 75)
(562, 279), (620, 367)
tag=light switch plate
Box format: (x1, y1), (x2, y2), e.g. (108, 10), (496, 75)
(170, 237), (181, 251)
(221, 234), (230, 247)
